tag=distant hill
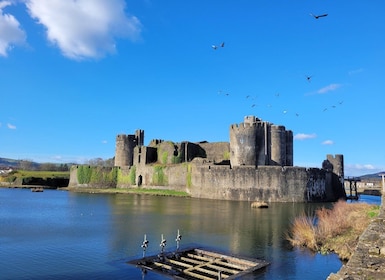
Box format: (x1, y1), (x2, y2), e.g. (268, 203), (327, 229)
(0, 157), (24, 167)
(359, 171), (385, 179)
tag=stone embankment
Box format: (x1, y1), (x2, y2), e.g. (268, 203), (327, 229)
(328, 195), (385, 280)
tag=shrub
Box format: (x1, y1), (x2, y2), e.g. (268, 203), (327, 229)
(129, 166), (136, 185)
(152, 165), (167, 185)
(288, 200), (380, 260)
(286, 215), (318, 251)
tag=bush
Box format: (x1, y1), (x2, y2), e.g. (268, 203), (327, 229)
(288, 200), (380, 260)
(152, 165), (167, 186)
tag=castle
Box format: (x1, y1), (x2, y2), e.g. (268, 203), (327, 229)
(110, 116), (346, 202)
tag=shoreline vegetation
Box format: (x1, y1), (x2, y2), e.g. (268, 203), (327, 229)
(63, 186), (190, 197)
(287, 200), (380, 261)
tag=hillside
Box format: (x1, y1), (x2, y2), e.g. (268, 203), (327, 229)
(0, 157), (40, 169)
(359, 171), (385, 179)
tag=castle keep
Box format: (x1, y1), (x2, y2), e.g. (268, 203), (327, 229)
(230, 116), (293, 167)
(70, 115), (346, 202)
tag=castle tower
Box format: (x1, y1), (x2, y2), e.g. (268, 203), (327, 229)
(230, 116), (293, 167)
(270, 125), (286, 166)
(326, 154), (344, 179)
(285, 130), (294, 166)
(230, 116), (267, 166)
(114, 130), (144, 167)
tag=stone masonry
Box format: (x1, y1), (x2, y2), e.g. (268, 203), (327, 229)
(327, 195), (385, 280)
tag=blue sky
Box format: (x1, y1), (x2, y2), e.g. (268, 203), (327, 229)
(1, 0), (384, 176)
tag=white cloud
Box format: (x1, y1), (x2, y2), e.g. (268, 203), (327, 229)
(344, 164), (383, 177)
(317, 83), (342, 94)
(294, 133), (316, 140)
(25, 0), (142, 60)
(0, 1), (27, 56)
(322, 140), (334, 145)
(7, 123), (16, 129)
(349, 68), (364, 76)
(101, 140), (107, 144)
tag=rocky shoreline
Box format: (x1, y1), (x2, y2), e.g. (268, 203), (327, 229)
(327, 195), (385, 280)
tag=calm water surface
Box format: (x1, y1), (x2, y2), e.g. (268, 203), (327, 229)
(0, 188), (380, 279)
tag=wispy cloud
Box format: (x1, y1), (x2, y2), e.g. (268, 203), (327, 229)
(0, 1), (27, 56)
(317, 83), (342, 94)
(294, 133), (316, 140)
(25, 0), (142, 60)
(322, 140), (334, 145)
(7, 123), (16, 129)
(349, 68), (364, 76)
(101, 140), (108, 144)
(344, 163), (383, 177)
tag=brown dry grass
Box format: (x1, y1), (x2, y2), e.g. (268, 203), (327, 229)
(287, 200), (380, 260)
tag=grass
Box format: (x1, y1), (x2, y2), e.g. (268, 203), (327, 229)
(14, 170), (70, 178)
(287, 200), (380, 260)
(0, 170), (70, 183)
(66, 186), (190, 197)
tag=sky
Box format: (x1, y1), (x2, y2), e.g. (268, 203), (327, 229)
(0, 0), (384, 176)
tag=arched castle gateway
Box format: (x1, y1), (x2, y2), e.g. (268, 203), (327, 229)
(70, 115), (346, 202)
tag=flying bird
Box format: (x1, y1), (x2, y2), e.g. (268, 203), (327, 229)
(212, 42), (225, 50)
(306, 75), (313, 82)
(310, 13), (328, 19)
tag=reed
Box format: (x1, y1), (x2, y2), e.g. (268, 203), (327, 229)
(288, 200), (380, 260)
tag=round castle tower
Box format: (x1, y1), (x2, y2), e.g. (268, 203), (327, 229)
(114, 130), (144, 167)
(230, 119), (258, 166)
(230, 116), (293, 167)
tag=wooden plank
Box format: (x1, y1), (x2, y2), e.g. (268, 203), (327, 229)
(195, 249), (258, 267)
(214, 259), (251, 270)
(187, 253), (213, 262)
(192, 266), (230, 278)
(168, 258), (194, 268)
(183, 270), (217, 280)
(128, 246), (269, 280)
(153, 261), (173, 271)
(206, 263), (240, 274)
(181, 256), (207, 264)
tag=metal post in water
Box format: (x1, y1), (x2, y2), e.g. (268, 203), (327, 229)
(141, 234), (149, 258)
(160, 234), (167, 254)
(175, 229), (182, 251)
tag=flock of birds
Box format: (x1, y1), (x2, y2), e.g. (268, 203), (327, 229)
(212, 12), (345, 118)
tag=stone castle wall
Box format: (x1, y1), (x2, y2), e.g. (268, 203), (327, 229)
(69, 115), (345, 202)
(109, 159), (342, 202)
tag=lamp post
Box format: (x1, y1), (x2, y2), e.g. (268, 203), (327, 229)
(379, 174), (385, 194)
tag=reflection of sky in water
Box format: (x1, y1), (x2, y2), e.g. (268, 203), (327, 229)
(0, 188), (350, 279)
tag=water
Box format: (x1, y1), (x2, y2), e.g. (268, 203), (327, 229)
(0, 189), (380, 280)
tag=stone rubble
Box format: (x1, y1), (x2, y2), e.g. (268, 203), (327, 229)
(327, 196), (385, 280)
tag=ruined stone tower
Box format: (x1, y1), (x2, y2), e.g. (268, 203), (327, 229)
(323, 154), (344, 179)
(229, 116), (293, 167)
(114, 129), (144, 167)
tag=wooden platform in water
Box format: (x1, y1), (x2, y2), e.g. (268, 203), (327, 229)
(128, 247), (269, 279)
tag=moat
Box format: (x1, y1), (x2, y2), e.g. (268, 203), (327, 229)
(6, 188), (379, 279)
